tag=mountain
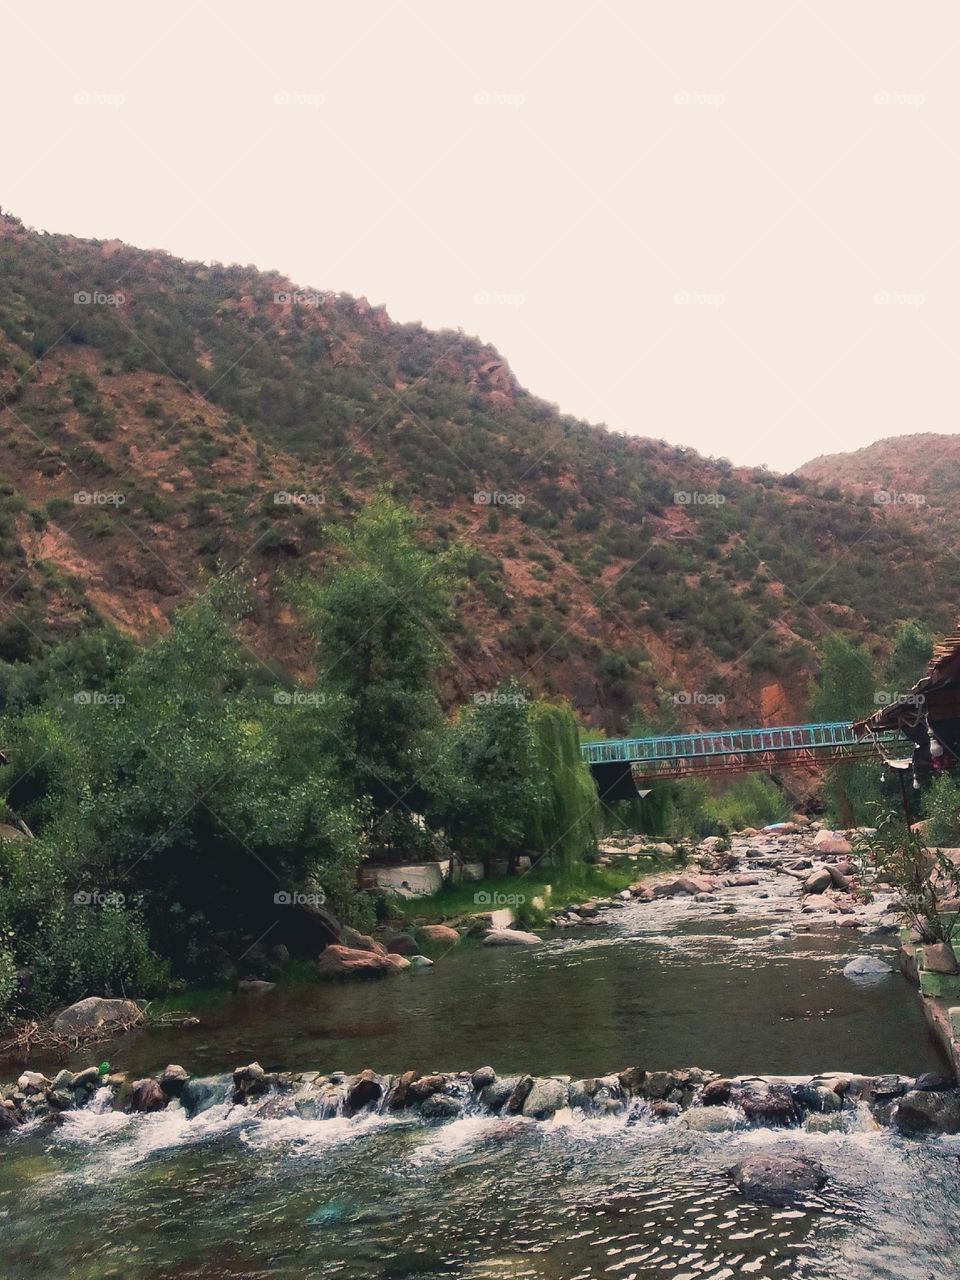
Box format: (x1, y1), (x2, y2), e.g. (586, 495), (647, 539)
(798, 433), (960, 512)
(0, 209), (957, 730)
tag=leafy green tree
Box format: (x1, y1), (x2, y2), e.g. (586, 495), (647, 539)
(807, 634), (880, 825)
(295, 496), (460, 856)
(525, 701), (600, 868)
(884, 619), (934, 694)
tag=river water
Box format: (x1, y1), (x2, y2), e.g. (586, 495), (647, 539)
(1, 858), (957, 1278)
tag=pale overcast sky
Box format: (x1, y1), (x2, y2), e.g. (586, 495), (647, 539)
(4, 1), (958, 472)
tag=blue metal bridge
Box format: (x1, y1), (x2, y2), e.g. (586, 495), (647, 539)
(581, 720), (904, 793)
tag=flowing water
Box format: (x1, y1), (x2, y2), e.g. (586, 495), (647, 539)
(1, 861), (957, 1278)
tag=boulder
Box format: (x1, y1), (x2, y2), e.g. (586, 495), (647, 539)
(804, 867), (833, 895)
(419, 924), (460, 946)
(894, 1088), (960, 1135)
(345, 1070), (382, 1114)
(471, 1066), (496, 1091)
(729, 1153), (827, 1205)
(921, 942), (960, 975)
(316, 945), (410, 978)
(813, 831), (853, 856)
(479, 1075), (522, 1112)
(180, 1077), (224, 1118)
(0, 1103), (22, 1131)
(383, 932), (420, 956)
(52, 997), (142, 1038)
(408, 955), (434, 969)
(232, 1062), (267, 1103)
(130, 1078), (167, 1112)
(420, 1093), (461, 1119)
(482, 929), (542, 947)
(505, 1075), (534, 1114)
(680, 1105), (742, 1132)
(521, 1077), (569, 1119)
(843, 955), (892, 980)
(237, 979), (276, 993)
(739, 1084), (797, 1126)
(339, 927), (386, 956)
(159, 1065), (190, 1097)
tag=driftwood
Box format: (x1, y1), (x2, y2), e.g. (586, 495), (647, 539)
(0, 1003), (198, 1062)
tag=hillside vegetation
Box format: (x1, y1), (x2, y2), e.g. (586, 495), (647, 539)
(0, 209), (956, 730)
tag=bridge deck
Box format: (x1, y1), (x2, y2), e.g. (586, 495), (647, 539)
(581, 721), (904, 783)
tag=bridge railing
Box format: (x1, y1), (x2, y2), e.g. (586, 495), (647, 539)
(580, 721), (903, 765)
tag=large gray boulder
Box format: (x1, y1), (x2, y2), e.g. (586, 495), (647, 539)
(804, 867), (833, 894)
(843, 955), (892, 981)
(680, 1105), (742, 1132)
(894, 1089), (960, 1135)
(52, 997), (142, 1038)
(521, 1077), (569, 1119)
(729, 1153), (827, 1205)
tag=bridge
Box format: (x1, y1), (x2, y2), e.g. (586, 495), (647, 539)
(581, 720), (905, 799)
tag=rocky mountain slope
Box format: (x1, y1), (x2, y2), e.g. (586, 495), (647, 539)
(0, 209), (956, 729)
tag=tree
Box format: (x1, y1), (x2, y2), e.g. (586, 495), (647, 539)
(295, 496), (460, 857)
(884, 619), (934, 695)
(525, 701), (600, 869)
(807, 635), (880, 826)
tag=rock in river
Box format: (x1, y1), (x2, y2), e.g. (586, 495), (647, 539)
(316, 945), (411, 978)
(842, 955), (892, 981)
(729, 1153), (827, 1205)
(52, 997), (142, 1038)
(894, 1089), (960, 1135)
(483, 929), (542, 947)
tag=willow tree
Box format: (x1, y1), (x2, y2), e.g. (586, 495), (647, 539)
(525, 701), (600, 869)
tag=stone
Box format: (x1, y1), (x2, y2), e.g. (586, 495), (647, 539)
(914, 1072), (955, 1091)
(739, 1084), (797, 1126)
(339, 927), (386, 956)
(471, 1066), (496, 1090)
(804, 1112), (847, 1134)
(804, 867), (833, 895)
(843, 955), (892, 980)
(922, 942), (960, 975)
(729, 1153), (827, 1205)
(0, 1104), (21, 1131)
(700, 1078), (735, 1106)
(52, 997), (142, 1038)
(16, 1071), (49, 1095)
(420, 1093), (461, 1119)
(130, 1078), (167, 1112)
(346, 1070), (382, 1114)
(316, 945), (410, 978)
(407, 954), (434, 969)
(237, 979), (276, 993)
(649, 1100), (680, 1119)
(406, 1074), (447, 1103)
(479, 1075), (522, 1112)
(159, 1065), (190, 1097)
(180, 1078), (224, 1118)
(482, 929), (542, 947)
(384, 932), (420, 956)
(576, 901), (599, 917)
(521, 1078), (569, 1119)
(419, 924), (460, 946)
(232, 1062), (267, 1102)
(813, 831), (853, 856)
(894, 1089), (960, 1135)
(680, 1105), (742, 1132)
(505, 1075), (535, 1114)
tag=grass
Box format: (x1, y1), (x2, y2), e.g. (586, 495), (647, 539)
(391, 854), (683, 929)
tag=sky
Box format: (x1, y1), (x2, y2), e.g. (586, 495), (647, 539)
(3, 1), (959, 472)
